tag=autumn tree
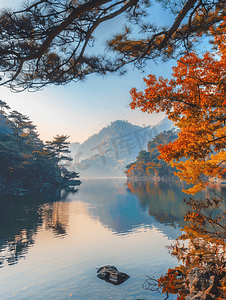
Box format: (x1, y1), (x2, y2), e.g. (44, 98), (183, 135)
(0, 0), (224, 91)
(129, 18), (226, 194)
(128, 18), (226, 299)
(125, 16), (226, 300)
(153, 195), (226, 299)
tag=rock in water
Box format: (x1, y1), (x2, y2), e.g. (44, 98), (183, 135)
(97, 265), (130, 285)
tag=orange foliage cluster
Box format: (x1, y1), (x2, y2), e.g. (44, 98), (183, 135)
(130, 19), (226, 194)
(129, 18), (226, 299)
(158, 267), (187, 300)
(157, 196), (226, 299)
(125, 160), (159, 178)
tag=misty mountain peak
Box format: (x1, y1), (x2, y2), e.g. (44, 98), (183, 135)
(69, 116), (174, 178)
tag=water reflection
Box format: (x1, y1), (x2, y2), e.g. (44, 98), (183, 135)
(64, 179), (184, 238)
(39, 202), (69, 237)
(0, 189), (70, 268)
(0, 178), (203, 300)
(125, 180), (225, 228)
(126, 180), (190, 228)
(0, 228), (35, 268)
(1, 179), (222, 271)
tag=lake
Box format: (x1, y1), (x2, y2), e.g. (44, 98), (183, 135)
(0, 178), (209, 300)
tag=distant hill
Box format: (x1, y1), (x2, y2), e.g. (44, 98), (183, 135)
(69, 117), (174, 178)
(152, 116), (175, 133)
(68, 141), (80, 154)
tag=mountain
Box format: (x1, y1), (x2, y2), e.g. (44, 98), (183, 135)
(153, 116), (175, 133)
(69, 117), (174, 178)
(68, 141), (80, 154)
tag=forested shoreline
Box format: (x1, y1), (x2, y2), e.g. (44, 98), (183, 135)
(0, 101), (80, 195)
(1, 0), (226, 298)
(125, 129), (179, 181)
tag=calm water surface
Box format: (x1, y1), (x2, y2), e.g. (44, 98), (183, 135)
(0, 178), (194, 300)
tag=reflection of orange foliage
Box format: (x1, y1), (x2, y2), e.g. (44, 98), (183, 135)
(127, 182), (135, 194)
(146, 182), (151, 193)
(154, 182), (159, 188)
(158, 268), (187, 299)
(130, 20), (226, 195)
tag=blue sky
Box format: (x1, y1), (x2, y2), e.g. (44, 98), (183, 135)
(0, 0), (180, 143)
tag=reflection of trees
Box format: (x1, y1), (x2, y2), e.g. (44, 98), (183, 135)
(155, 195), (226, 299)
(0, 192), (43, 268)
(0, 229), (35, 268)
(0, 189), (72, 268)
(126, 181), (226, 298)
(39, 202), (69, 236)
(126, 180), (189, 227)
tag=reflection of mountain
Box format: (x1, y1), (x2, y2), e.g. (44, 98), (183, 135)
(69, 117), (174, 177)
(0, 189), (70, 268)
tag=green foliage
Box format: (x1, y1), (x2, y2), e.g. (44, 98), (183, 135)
(45, 134), (73, 165)
(136, 150), (151, 163)
(0, 102), (77, 189)
(0, 0), (224, 91)
(125, 129), (178, 178)
(0, 100), (10, 115)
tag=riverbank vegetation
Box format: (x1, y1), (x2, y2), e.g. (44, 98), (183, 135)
(0, 102), (80, 195)
(130, 18), (226, 195)
(128, 17), (226, 300)
(125, 129), (178, 180)
(0, 0), (226, 298)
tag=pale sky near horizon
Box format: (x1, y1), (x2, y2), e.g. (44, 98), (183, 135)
(0, 1), (197, 144)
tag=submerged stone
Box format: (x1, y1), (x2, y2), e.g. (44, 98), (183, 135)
(97, 265), (130, 285)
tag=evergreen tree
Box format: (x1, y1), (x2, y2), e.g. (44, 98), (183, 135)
(6, 110), (41, 149)
(0, 0), (223, 91)
(0, 100), (10, 115)
(0, 101), (79, 190)
(45, 135), (73, 166)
